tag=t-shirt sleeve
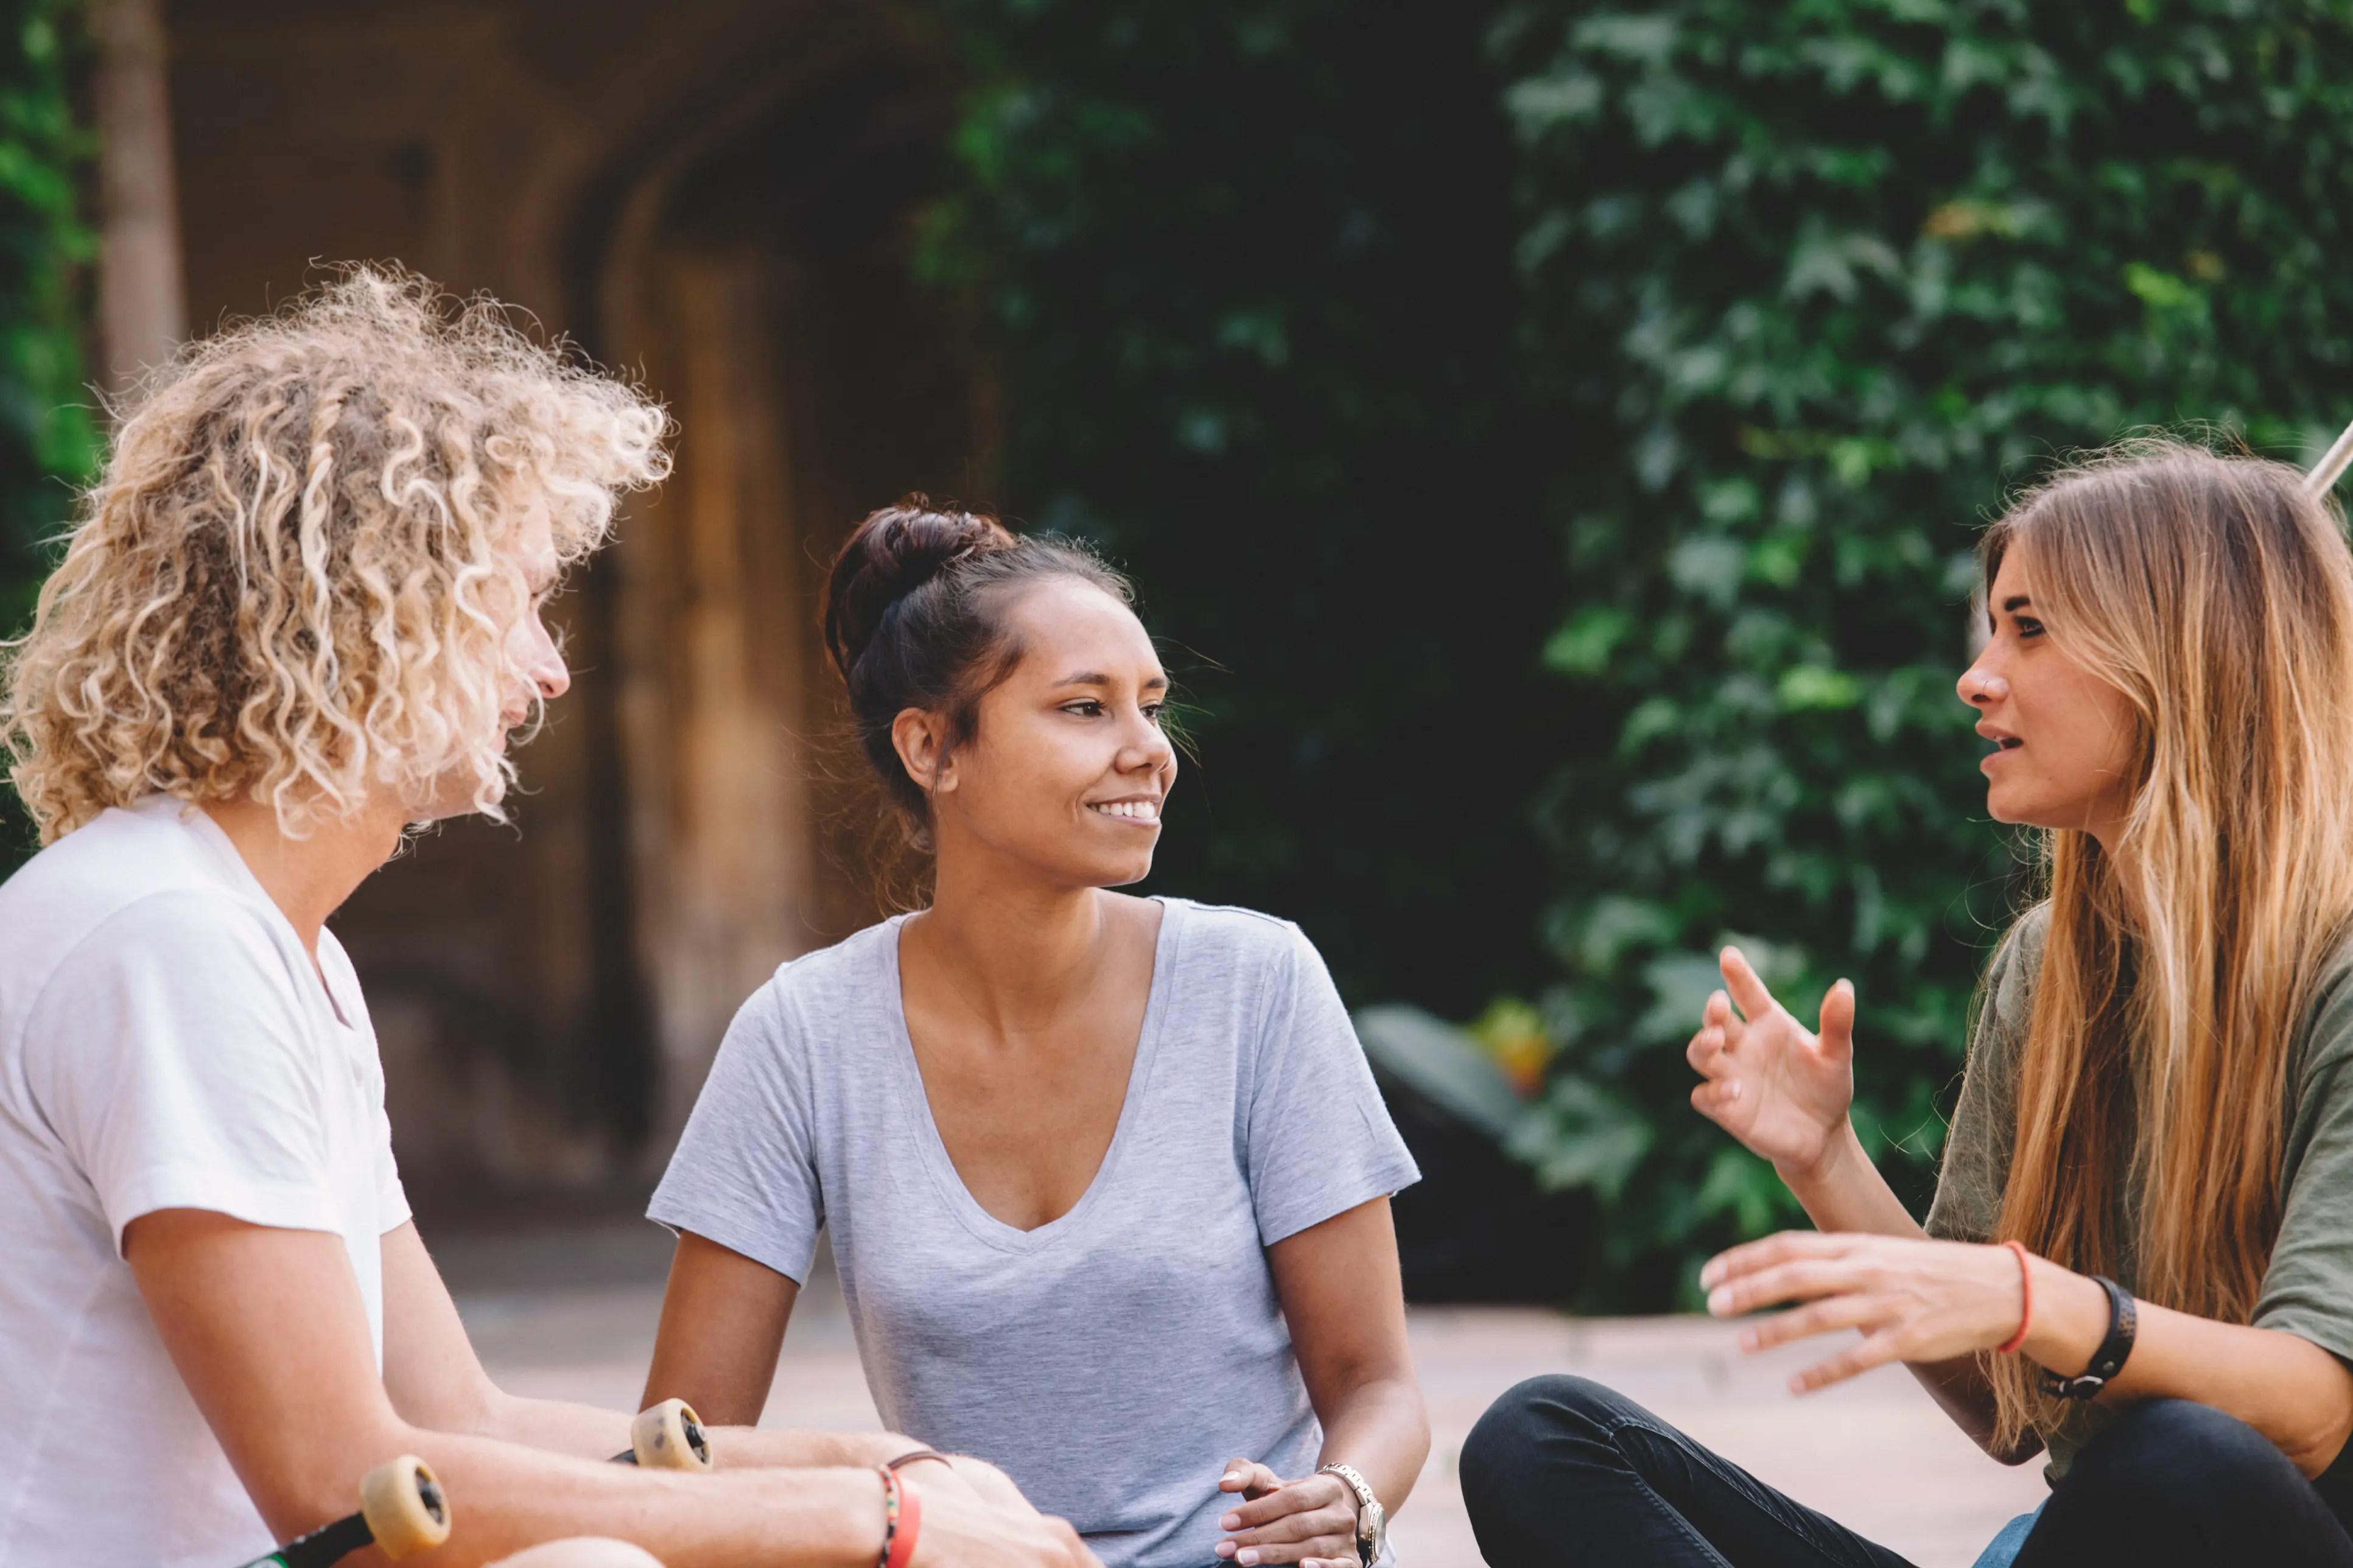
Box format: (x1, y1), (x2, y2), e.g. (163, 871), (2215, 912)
(374, 1103), (412, 1234)
(1924, 912), (2043, 1244)
(647, 982), (826, 1283)
(1241, 921), (1422, 1246)
(24, 891), (343, 1255)
(2256, 962), (2353, 1363)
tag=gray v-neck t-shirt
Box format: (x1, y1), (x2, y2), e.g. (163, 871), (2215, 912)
(648, 898), (1420, 1568)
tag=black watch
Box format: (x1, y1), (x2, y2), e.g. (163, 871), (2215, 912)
(2041, 1273), (2136, 1401)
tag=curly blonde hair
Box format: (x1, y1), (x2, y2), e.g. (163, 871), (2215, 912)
(1, 267), (670, 842)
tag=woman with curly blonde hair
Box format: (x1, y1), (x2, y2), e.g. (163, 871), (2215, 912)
(0, 269), (1091, 1568)
(1464, 442), (2353, 1567)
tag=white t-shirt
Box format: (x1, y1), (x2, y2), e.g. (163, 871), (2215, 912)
(0, 794), (408, 1567)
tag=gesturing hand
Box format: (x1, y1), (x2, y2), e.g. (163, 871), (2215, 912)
(1214, 1460), (1360, 1568)
(1686, 947), (1856, 1180)
(1700, 1231), (2030, 1393)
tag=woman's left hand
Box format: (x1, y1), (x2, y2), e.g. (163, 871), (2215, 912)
(1701, 1231), (2029, 1393)
(1213, 1459), (1361, 1568)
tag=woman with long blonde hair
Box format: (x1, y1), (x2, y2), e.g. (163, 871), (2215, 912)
(1460, 442), (2353, 1566)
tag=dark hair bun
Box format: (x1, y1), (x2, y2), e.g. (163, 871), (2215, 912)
(818, 494), (1134, 853)
(822, 495), (1014, 680)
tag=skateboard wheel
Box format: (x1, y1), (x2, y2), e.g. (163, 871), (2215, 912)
(629, 1398), (712, 1472)
(360, 1454), (452, 1559)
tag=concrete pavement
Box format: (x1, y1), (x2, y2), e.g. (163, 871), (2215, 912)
(439, 1223), (2043, 1568)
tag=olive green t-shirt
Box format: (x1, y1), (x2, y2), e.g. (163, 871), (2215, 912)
(1924, 906), (2353, 1480)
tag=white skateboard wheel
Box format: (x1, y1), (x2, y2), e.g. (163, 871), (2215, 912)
(359, 1454), (452, 1559)
(629, 1398), (712, 1472)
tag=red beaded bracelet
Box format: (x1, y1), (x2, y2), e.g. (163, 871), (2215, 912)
(1996, 1239), (2033, 1355)
(875, 1465), (924, 1568)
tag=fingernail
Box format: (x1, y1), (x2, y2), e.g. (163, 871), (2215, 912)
(1707, 1286), (1731, 1315)
(1240, 1552), (1260, 1566)
(1698, 1262), (1722, 1288)
(1215, 1545), (1235, 1560)
(1739, 1329), (1757, 1352)
(1221, 1515), (1241, 1531)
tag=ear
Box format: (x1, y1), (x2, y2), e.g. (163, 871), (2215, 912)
(889, 707), (956, 797)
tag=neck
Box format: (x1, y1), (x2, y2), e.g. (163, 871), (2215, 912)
(202, 794), (409, 956)
(911, 847), (1115, 1033)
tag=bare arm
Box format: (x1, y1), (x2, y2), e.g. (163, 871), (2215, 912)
(642, 1230), (801, 1429)
(639, 1229), (944, 1469)
(2027, 1258), (2353, 1477)
(1272, 1199), (1428, 1514)
(1709, 1231), (2353, 1477)
(1217, 1199), (1430, 1568)
(128, 1208), (1090, 1567)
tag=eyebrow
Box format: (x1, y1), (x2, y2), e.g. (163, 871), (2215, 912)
(1054, 670), (1170, 690)
(2002, 595), (2033, 612)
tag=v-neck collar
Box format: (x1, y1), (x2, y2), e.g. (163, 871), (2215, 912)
(884, 897), (1182, 1254)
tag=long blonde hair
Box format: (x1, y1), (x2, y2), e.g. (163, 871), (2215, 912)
(1983, 441), (2353, 1451)
(0, 268), (670, 840)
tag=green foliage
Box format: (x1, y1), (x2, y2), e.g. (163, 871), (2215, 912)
(921, 0), (1565, 1015)
(1498, 0), (2353, 1303)
(927, 0), (2353, 1306)
(0, 0), (94, 866)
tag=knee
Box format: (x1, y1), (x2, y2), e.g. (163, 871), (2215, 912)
(1461, 1374), (1639, 1498)
(2066, 1398), (2295, 1511)
(488, 1540), (667, 1568)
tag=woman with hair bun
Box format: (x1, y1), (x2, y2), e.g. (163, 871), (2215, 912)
(1462, 442), (2353, 1567)
(643, 498), (1431, 1568)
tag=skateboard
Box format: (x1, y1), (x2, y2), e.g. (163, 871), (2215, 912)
(610, 1399), (712, 1473)
(235, 1454), (451, 1567)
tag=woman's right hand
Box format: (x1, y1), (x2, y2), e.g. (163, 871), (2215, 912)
(907, 1482), (1101, 1568)
(1685, 946), (1856, 1180)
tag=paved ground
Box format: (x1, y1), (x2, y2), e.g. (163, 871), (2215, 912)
(438, 1222), (2043, 1568)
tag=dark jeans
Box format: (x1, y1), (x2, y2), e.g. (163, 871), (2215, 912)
(1460, 1374), (2353, 1568)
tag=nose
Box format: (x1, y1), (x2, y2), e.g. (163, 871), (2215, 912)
(520, 617), (571, 702)
(1123, 709), (1176, 772)
(1957, 663), (2007, 707)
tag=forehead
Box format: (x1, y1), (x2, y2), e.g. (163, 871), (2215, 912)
(1990, 539), (2034, 600)
(507, 500), (561, 581)
(1001, 575), (1159, 674)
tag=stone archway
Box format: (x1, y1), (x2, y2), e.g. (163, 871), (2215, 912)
(158, 0), (987, 1193)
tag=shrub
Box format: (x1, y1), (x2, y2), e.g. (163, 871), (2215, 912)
(1499, 0), (2353, 1302)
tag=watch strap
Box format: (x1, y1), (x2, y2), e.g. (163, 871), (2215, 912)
(1316, 1463), (1381, 1564)
(2041, 1273), (2137, 1401)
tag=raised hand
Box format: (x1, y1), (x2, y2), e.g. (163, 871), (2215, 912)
(1685, 946), (1856, 1180)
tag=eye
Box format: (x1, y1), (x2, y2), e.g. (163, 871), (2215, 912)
(2016, 616), (2045, 639)
(1061, 699), (1106, 718)
(1142, 701), (1166, 724)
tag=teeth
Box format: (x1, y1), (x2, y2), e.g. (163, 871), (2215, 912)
(1092, 800), (1159, 821)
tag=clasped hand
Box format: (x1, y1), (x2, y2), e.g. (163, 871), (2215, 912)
(1213, 1459), (1360, 1568)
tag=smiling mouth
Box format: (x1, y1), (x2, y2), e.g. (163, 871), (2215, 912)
(1994, 738), (2022, 751)
(1090, 800), (1160, 823)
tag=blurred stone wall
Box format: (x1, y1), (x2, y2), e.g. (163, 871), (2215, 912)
(160, 0), (987, 1202)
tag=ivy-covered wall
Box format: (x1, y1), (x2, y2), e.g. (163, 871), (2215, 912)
(921, 0), (1568, 1021)
(1500, 0), (2353, 1303)
(933, 0), (2353, 1303)
(0, 0), (96, 865)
